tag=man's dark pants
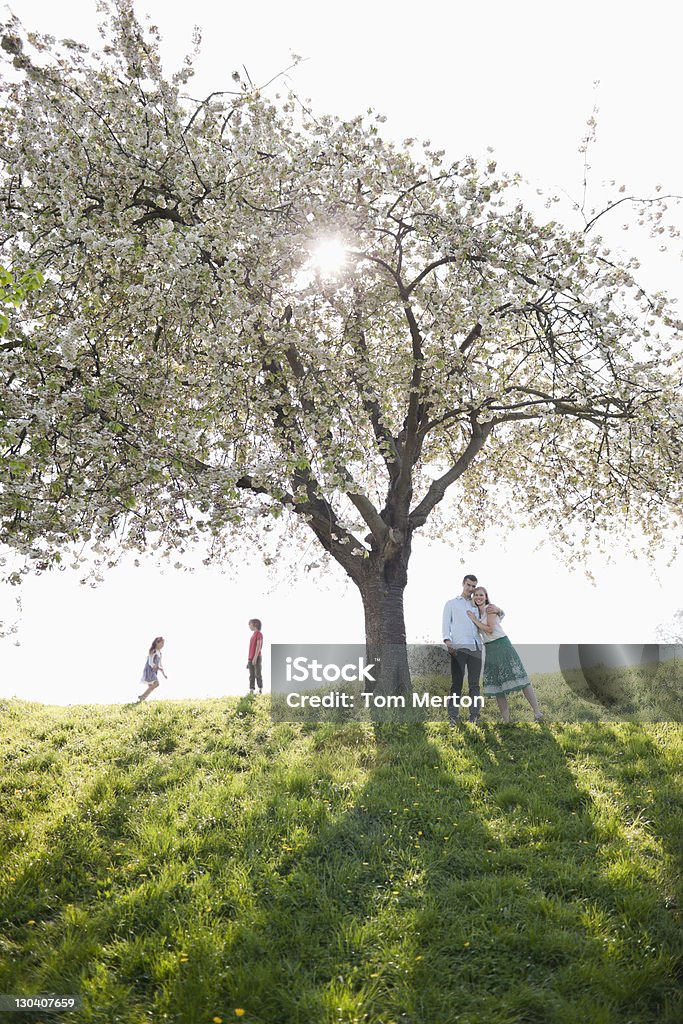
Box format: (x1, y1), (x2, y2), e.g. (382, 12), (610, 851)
(448, 647), (482, 723)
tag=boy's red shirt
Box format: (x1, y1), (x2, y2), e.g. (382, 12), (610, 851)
(248, 630), (263, 660)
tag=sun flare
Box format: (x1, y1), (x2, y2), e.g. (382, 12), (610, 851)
(309, 237), (348, 277)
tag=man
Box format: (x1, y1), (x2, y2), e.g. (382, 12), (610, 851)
(442, 574), (503, 726)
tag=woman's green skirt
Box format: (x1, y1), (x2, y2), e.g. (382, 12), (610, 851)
(483, 636), (531, 696)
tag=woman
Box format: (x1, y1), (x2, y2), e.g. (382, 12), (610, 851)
(137, 636), (167, 702)
(467, 588), (543, 722)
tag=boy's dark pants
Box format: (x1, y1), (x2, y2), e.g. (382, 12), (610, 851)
(248, 656), (263, 691)
(448, 648), (482, 723)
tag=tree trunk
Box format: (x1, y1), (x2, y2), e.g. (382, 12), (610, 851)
(359, 544), (412, 699)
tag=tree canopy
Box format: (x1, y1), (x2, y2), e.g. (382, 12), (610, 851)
(1, 2), (681, 688)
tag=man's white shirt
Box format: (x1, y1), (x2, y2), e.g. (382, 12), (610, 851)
(442, 596), (481, 651)
(442, 597), (506, 651)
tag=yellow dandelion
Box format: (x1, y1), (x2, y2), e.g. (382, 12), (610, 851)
(463, 941), (470, 948)
(234, 1011), (246, 1018)
(213, 1017), (223, 1023)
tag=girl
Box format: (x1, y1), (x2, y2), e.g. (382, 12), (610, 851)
(467, 588), (543, 722)
(137, 636), (167, 702)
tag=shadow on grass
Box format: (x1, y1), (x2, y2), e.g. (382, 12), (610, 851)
(203, 722), (681, 1024)
(1, 711), (681, 1024)
(551, 722), (683, 874)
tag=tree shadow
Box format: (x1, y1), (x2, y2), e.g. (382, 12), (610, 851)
(1, 717), (680, 1024)
(212, 721), (679, 1024)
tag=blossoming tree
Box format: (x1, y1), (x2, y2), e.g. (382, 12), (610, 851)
(1, 2), (681, 694)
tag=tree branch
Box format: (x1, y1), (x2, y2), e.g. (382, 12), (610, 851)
(583, 194), (682, 235)
(279, 330), (388, 544)
(406, 255), (459, 296)
(345, 311), (400, 481)
(409, 419), (493, 530)
(394, 293), (427, 521)
(235, 473), (368, 573)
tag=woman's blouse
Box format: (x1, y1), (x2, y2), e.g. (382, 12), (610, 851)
(480, 607), (507, 643)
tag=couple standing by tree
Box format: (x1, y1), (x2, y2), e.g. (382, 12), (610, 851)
(442, 574), (543, 725)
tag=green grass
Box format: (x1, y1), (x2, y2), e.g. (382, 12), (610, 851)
(0, 696), (681, 1024)
(529, 660), (682, 722)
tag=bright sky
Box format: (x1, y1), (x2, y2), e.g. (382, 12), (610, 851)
(1, 0), (681, 704)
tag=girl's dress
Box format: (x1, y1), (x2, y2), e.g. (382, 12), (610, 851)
(140, 651), (161, 685)
(479, 610), (531, 696)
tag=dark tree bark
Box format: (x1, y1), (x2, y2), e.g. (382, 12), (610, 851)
(358, 533), (413, 699)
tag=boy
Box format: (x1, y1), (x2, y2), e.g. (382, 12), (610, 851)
(247, 618), (263, 693)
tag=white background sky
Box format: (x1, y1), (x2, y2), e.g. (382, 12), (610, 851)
(1, 0), (681, 704)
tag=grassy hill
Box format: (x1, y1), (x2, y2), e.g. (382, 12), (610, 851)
(1, 696), (681, 1024)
